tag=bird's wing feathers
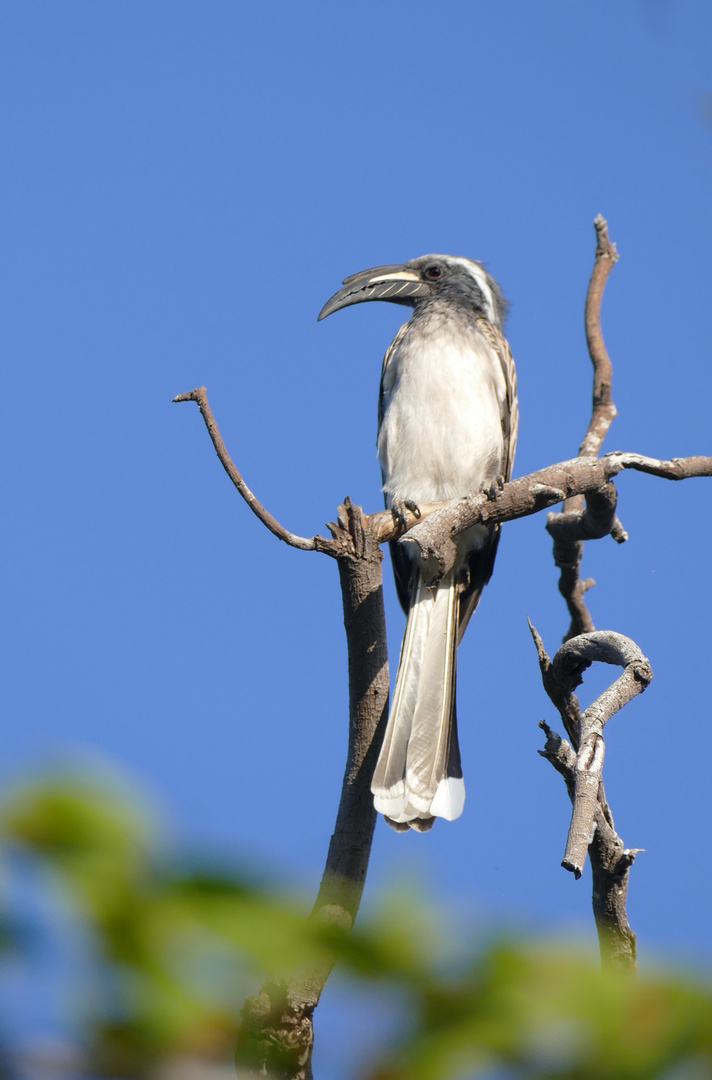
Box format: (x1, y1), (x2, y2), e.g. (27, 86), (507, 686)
(457, 320), (518, 636)
(378, 320), (409, 429)
(476, 317), (518, 482)
(379, 320), (417, 615)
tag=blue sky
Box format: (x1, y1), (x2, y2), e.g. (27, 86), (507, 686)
(1, 1), (711, 1075)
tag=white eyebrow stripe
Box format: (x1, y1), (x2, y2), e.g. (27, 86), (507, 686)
(447, 257), (495, 320)
(419, 254), (497, 322)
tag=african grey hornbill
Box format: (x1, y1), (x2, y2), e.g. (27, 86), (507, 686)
(318, 255), (518, 831)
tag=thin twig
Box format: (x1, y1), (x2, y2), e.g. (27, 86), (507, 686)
(606, 451), (712, 480)
(549, 215), (620, 640)
(579, 214), (619, 458)
(173, 386), (336, 554)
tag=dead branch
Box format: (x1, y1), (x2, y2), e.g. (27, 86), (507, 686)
(174, 387), (712, 568)
(530, 217), (644, 974)
(378, 451), (712, 577)
(551, 214), (620, 639)
(605, 451), (712, 480)
(551, 632), (652, 878)
(173, 386), (337, 555)
(580, 214), (619, 459)
(172, 394), (389, 1076)
(532, 626), (649, 969)
(234, 501), (388, 1078)
(538, 717), (640, 969)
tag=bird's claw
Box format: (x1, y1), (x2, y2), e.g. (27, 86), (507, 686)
(482, 475), (506, 501)
(391, 499), (421, 531)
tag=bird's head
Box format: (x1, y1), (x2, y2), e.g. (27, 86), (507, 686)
(318, 254), (507, 328)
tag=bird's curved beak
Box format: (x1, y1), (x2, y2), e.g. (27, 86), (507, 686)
(318, 264), (431, 321)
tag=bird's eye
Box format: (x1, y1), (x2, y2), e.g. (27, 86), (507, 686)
(425, 265), (443, 279)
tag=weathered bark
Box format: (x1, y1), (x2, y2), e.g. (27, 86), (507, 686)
(235, 501), (389, 1078)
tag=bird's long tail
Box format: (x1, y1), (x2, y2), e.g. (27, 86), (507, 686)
(371, 568), (465, 828)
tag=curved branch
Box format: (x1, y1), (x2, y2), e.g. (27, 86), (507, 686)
(579, 214), (619, 458)
(533, 627), (650, 969)
(552, 632), (652, 878)
(549, 215), (621, 638)
(173, 386), (336, 555)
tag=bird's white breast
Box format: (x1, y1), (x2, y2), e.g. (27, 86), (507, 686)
(378, 310), (507, 504)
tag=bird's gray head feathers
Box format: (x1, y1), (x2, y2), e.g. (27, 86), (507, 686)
(318, 254), (507, 328)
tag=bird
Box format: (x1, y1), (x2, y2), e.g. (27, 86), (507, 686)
(318, 255), (518, 832)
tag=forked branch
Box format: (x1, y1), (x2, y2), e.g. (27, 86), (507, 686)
(532, 622), (647, 969)
(531, 626), (652, 874)
(173, 388), (711, 567)
(380, 451), (712, 577)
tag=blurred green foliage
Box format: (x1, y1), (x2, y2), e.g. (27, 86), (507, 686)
(0, 767), (710, 1079)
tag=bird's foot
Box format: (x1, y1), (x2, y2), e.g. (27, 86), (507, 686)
(481, 475), (506, 501)
(390, 498), (421, 531)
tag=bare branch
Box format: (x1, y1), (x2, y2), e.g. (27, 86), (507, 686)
(607, 451), (712, 480)
(545, 480), (626, 637)
(529, 619), (582, 746)
(589, 822), (641, 970)
(538, 719), (576, 793)
(174, 389), (712, 566)
(237, 502), (389, 1078)
(546, 482), (627, 546)
(173, 391), (392, 1073)
(374, 452), (712, 576)
(173, 386), (336, 555)
(533, 627), (650, 970)
(553, 633), (652, 877)
(579, 214), (619, 459)
(548, 215), (621, 638)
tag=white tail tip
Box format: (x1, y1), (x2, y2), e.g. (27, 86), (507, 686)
(373, 777), (465, 825)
